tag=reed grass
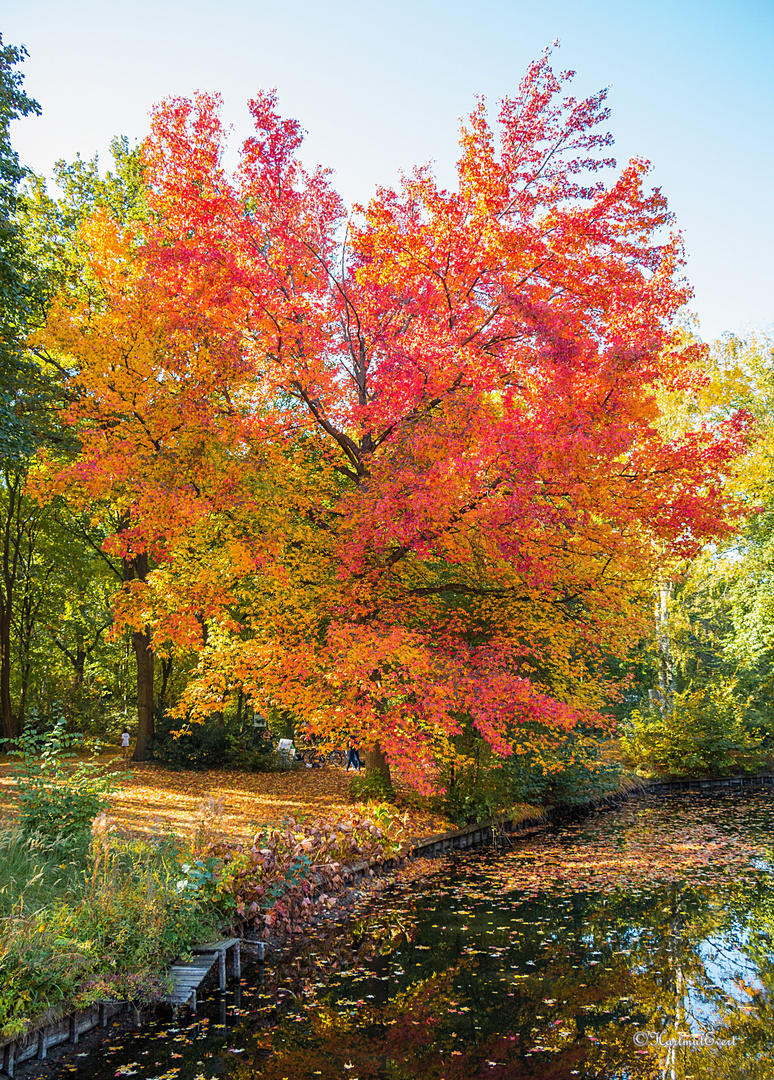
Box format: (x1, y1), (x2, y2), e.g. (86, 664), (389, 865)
(0, 820), (223, 1038)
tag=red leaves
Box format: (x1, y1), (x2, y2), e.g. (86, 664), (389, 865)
(211, 811), (397, 939)
(38, 50), (751, 789)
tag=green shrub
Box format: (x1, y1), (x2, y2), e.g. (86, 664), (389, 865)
(151, 713), (297, 772)
(5, 711), (118, 850)
(505, 728), (622, 807)
(439, 744), (509, 826)
(348, 769), (395, 803)
(77, 833), (222, 977)
(239, 746), (300, 772)
(150, 714), (230, 771)
(621, 680), (767, 776)
(438, 726), (622, 825)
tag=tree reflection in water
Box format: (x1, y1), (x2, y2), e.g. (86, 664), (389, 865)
(68, 795), (774, 1080)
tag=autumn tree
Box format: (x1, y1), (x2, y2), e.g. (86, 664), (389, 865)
(39, 53), (749, 783)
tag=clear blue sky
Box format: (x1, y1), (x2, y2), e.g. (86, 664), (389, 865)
(3, 0), (773, 342)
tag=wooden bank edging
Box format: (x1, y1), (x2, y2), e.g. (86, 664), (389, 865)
(642, 774), (774, 796)
(0, 1003), (126, 1078)
(4, 771), (774, 1076)
(0, 941), (243, 1078)
(341, 802), (594, 885)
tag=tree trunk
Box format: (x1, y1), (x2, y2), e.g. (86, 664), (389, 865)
(18, 656), (30, 728)
(157, 654), (173, 715)
(132, 627), (155, 760)
(15, 525), (48, 730)
(0, 600), (13, 740)
(122, 550), (155, 761)
(0, 471), (22, 740)
(74, 630), (85, 689)
(654, 579), (675, 716)
(365, 740), (392, 788)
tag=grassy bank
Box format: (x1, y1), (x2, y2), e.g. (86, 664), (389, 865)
(0, 802), (419, 1038)
(0, 737), (450, 1040)
(0, 820), (223, 1038)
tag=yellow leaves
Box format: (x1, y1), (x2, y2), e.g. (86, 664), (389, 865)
(35, 79), (760, 793)
(693, 335), (774, 500)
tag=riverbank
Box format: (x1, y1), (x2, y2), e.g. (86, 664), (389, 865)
(13, 783), (774, 1080)
(0, 845), (450, 1080)
(4, 760), (774, 1078)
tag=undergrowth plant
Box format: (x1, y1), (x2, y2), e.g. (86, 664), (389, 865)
(5, 711), (119, 851)
(621, 681), (767, 776)
(437, 725), (622, 824)
(348, 770), (395, 803)
(504, 728), (622, 808)
(0, 828), (84, 917)
(208, 811), (402, 939)
(0, 816), (222, 1037)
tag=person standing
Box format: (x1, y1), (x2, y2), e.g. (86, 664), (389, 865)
(121, 729), (131, 763)
(346, 738), (362, 771)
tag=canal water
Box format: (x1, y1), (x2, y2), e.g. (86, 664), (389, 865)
(65, 795), (774, 1079)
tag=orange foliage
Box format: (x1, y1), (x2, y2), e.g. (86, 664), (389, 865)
(34, 52), (750, 788)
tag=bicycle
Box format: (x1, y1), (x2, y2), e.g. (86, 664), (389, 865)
(295, 744), (345, 768)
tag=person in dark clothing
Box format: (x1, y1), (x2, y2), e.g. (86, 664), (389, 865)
(346, 738), (362, 771)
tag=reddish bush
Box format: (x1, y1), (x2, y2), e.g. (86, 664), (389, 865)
(208, 811), (403, 938)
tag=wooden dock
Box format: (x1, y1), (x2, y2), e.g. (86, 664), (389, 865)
(166, 937), (241, 1011)
(166, 953), (218, 1011)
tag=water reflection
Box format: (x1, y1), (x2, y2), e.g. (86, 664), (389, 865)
(70, 795), (774, 1080)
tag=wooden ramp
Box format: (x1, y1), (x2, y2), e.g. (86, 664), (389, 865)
(166, 938), (242, 1011)
(166, 953), (218, 1011)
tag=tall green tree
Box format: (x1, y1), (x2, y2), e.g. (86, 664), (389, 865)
(0, 42), (144, 740)
(0, 36), (41, 462)
(622, 335), (774, 774)
(685, 336), (774, 731)
(0, 37), (41, 737)
(24, 139), (159, 752)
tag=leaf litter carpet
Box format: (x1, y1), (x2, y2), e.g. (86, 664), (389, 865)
(0, 758), (453, 844)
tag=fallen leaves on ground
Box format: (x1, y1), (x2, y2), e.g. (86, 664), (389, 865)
(0, 756), (454, 847)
